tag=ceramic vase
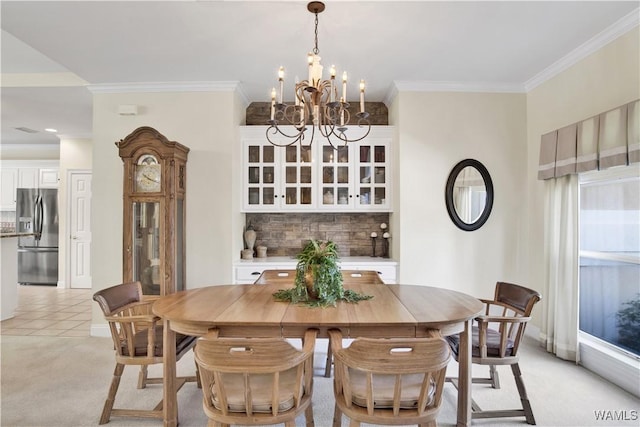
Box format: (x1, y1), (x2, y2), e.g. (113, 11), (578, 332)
(244, 225), (256, 253)
(303, 268), (319, 300)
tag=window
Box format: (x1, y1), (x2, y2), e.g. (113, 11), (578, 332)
(579, 166), (640, 357)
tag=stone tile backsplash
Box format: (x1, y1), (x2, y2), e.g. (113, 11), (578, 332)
(245, 213), (391, 257)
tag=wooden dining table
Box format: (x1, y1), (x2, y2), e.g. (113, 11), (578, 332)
(153, 283), (484, 427)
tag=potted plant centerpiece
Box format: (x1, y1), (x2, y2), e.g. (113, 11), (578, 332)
(273, 239), (372, 307)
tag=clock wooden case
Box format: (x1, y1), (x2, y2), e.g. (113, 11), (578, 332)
(117, 127), (189, 295)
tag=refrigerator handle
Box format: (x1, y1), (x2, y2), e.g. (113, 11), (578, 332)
(34, 195), (43, 241)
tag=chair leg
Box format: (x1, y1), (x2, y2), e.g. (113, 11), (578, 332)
(195, 359), (202, 388)
(489, 364), (500, 389)
(332, 404), (342, 427)
(511, 363), (536, 425)
(99, 363), (124, 424)
(137, 364), (148, 389)
(305, 402), (315, 426)
(325, 342), (333, 377)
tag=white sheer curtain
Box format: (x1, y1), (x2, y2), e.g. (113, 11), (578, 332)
(541, 174), (579, 361)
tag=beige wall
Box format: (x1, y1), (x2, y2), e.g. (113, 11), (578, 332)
(90, 90), (245, 323)
(0, 144), (59, 160)
(525, 27), (640, 326)
(391, 92), (528, 301)
(58, 137), (92, 287)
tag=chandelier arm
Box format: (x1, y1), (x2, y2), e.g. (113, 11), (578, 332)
(266, 125), (306, 147)
(274, 104), (307, 128)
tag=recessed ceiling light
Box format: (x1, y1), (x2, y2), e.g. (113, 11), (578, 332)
(44, 128), (58, 133)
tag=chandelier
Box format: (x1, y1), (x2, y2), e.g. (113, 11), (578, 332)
(266, 1), (371, 148)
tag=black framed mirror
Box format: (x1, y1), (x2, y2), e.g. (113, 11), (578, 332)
(445, 159), (494, 231)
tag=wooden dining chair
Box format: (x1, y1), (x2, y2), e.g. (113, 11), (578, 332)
(323, 270), (386, 377)
(328, 329), (451, 427)
(194, 328), (318, 427)
(446, 281), (542, 425)
(253, 269), (297, 286)
(93, 281), (198, 424)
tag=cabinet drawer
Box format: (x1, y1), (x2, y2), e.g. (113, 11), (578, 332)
(235, 265), (296, 282)
(235, 267), (266, 282)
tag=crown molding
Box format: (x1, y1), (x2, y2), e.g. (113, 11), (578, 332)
(384, 80), (525, 105)
(384, 8), (640, 105)
(524, 8), (640, 92)
(86, 81), (241, 94)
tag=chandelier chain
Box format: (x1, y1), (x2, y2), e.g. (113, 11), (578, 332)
(313, 11), (319, 54)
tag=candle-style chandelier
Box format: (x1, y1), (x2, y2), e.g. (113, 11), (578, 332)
(266, 1), (371, 148)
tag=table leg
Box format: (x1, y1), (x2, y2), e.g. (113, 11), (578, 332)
(457, 319), (472, 427)
(163, 319), (178, 427)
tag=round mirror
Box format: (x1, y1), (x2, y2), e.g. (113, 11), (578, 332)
(445, 159), (494, 231)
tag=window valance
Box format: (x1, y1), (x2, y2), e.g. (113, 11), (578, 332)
(538, 99), (639, 180)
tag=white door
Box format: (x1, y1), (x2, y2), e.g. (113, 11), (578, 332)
(69, 172), (92, 288)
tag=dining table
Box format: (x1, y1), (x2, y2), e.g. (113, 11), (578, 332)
(153, 282), (484, 427)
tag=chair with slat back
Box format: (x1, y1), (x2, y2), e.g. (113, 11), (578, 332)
(446, 281), (542, 425)
(93, 281), (198, 424)
(194, 328), (318, 427)
(323, 270), (385, 377)
(328, 329), (451, 427)
(253, 269), (297, 286)
(254, 269), (385, 378)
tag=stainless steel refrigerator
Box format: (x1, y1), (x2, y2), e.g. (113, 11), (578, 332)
(16, 188), (59, 285)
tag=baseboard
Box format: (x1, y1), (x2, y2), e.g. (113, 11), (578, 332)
(91, 324), (111, 337)
(579, 337), (640, 398)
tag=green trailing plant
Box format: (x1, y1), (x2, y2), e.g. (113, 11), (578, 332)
(616, 294), (640, 354)
(273, 239), (373, 307)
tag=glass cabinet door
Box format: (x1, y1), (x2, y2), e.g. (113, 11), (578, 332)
(246, 143), (276, 208)
(320, 144), (352, 208)
(132, 201), (161, 295)
(356, 142), (390, 209)
(282, 145), (314, 208)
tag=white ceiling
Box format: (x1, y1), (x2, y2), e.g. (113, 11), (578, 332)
(1, 1), (638, 146)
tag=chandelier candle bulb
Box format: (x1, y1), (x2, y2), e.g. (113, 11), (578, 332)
(330, 65), (336, 102)
(270, 87), (276, 120)
(278, 66), (284, 103)
(342, 71), (347, 101)
(359, 80), (365, 113)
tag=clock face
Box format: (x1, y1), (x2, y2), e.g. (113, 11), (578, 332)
(135, 155), (161, 192)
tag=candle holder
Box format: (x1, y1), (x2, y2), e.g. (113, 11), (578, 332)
(371, 236), (377, 257)
(382, 237), (389, 258)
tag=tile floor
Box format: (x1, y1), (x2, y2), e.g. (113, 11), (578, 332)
(1, 285), (92, 337)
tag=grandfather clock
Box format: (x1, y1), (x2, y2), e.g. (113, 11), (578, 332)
(117, 127), (189, 295)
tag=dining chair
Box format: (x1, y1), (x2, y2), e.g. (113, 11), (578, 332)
(446, 281), (542, 425)
(253, 269), (297, 286)
(323, 270), (385, 378)
(93, 281), (198, 424)
(254, 269), (385, 378)
(194, 328), (318, 427)
(328, 329), (451, 427)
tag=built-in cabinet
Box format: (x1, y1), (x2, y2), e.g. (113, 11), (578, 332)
(0, 161), (59, 210)
(241, 126), (393, 212)
(234, 257), (398, 284)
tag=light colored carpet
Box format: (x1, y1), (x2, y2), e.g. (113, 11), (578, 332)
(1, 335), (638, 427)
